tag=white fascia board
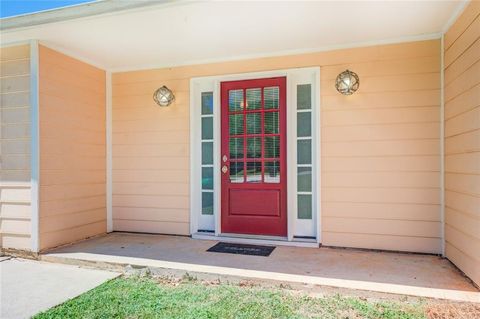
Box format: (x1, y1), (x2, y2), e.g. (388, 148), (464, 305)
(0, 0), (177, 31)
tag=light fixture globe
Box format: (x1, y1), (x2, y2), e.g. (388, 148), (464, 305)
(335, 69), (359, 95)
(153, 85), (175, 106)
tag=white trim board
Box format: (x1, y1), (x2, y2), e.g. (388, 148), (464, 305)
(29, 40), (40, 252)
(190, 67), (321, 244)
(189, 80), (217, 233)
(314, 69), (322, 244)
(0, 0), (180, 31)
(440, 35), (446, 257)
(106, 71), (113, 233)
(0, 39), (33, 48)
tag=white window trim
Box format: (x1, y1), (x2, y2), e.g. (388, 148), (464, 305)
(288, 69), (321, 242)
(190, 67), (321, 244)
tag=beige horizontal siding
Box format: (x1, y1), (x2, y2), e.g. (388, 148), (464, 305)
(0, 44), (31, 183)
(323, 188), (439, 205)
(322, 202), (440, 221)
(41, 220), (106, 251)
(112, 39), (441, 251)
(323, 155), (439, 172)
(0, 44), (32, 251)
(444, 1), (480, 286)
(113, 219), (189, 235)
(0, 183), (32, 250)
(323, 232), (441, 253)
(38, 45), (106, 251)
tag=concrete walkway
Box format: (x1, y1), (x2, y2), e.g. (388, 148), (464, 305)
(0, 258), (119, 319)
(42, 232), (480, 303)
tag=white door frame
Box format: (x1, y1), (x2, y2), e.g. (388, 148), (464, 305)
(190, 67), (321, 245)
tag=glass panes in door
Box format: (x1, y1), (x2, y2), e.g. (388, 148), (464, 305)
(227, 86), (281, 184)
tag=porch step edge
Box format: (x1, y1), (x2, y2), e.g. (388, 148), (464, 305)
(39, 253), (480, 303)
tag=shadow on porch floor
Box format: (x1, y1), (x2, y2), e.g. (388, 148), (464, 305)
(41, 232), (480, 302)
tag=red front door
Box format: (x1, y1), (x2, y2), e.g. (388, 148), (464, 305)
(221, 77), (287, 236)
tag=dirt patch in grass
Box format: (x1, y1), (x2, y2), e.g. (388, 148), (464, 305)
(425, 302), (480, 319)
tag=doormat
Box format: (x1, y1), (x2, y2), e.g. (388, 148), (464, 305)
(207, 242), (275, 257)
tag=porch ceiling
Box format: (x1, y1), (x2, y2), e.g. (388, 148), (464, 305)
(0, 0), (468, 71)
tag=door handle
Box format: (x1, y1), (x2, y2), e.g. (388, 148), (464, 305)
(222, 165), (228, 174)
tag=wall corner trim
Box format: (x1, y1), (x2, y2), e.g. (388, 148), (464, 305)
(29, 40), (40, 253)
(440, 34), (446, 257)
(37, 40), (106, 71)
(106, 71), (113, 232)
(441, 0), (470, 34)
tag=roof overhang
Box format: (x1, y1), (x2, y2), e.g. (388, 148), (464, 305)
(0, 0), (470, 71)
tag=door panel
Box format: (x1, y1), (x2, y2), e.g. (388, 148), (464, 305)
(229, 189), (280, 216)
(221, 77), (287, 236)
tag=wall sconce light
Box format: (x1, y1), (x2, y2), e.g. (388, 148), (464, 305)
(335, 69), (359, 95)
(153, 85), (175, 106)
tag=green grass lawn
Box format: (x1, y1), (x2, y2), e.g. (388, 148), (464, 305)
(34, 276), (427, 319)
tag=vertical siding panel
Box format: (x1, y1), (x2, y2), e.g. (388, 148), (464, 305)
(444, 2), (480, 286)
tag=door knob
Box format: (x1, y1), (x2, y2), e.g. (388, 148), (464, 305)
(222, 165), (228, 174)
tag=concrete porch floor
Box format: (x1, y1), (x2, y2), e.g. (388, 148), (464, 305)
(41, 232), (480, 303)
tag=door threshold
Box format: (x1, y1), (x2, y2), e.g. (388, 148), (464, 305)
(192, 232), (319, 248)
(220, 233), (288, 241)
